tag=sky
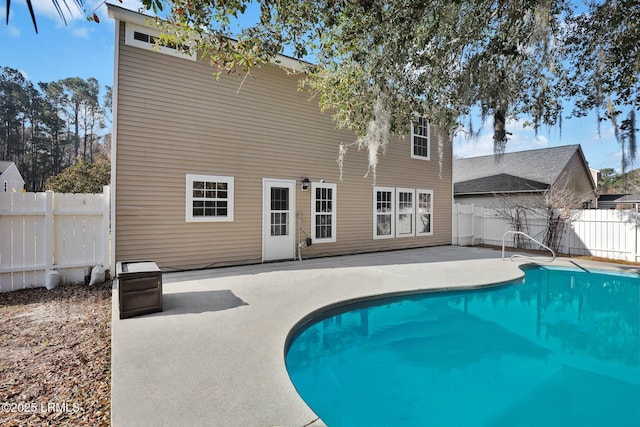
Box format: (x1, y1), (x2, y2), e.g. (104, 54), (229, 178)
(0, 0), (628, 172)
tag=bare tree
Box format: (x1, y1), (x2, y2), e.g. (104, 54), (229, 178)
(492, 196), (536, 249)
(491, 174), (594, 253)
(540, 175), (594, 253)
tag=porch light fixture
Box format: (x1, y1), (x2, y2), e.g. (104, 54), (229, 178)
(301, 178), (310, 191)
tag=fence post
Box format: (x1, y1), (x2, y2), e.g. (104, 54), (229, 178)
(476, 206), (484, 246)
(636, 211), (639, 263)
(102, 185), (111, 275)
(452, 203), (458, 245)
(44, 191), (54, 271)
(470, 203), (475, 244)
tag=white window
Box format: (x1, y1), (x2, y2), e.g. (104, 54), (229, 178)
(373, 186), (395, 239)
(185, 174), (234, 222)
(411, 117), (430, 160)
(311, 182), (337, 243)
(416, 189), (433, 236)
(125, 23), (196, 61)
(396, 188), (415, 237)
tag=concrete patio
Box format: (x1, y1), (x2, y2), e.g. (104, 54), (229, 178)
(110, 246), (636, 427)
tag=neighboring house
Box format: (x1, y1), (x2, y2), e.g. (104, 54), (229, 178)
(589, 167), (601, 188)
(107, 5), (453, 271)
(598, 194), (640, 211)
(0, 161), (25, 193)
(453, 145), (597, 209)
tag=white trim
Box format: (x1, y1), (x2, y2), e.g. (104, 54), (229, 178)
(110, 18), (120, 275)
(416, 189), (434, 236)
(108, 4), (157, 27)
(185, 174), (234, 222)
(373, 186), (395, 239)
(124, 22), (196, 61)
(311, 182), (337, 243)
(395, 188), (416, 238)
(411, 117), (430, 160)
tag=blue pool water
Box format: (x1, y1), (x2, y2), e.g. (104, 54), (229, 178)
(285, 266), (640, 427)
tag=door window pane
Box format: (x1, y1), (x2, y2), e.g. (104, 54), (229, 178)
(270, 187), (290, 236)
(271, 187), (289, 211)
(271, 212), (289, 236)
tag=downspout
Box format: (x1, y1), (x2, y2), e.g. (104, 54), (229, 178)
(109, 16), (121, 275)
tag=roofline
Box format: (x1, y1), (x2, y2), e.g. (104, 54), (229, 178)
(106, 3), (308, 72)
(453, 173), (549, 186)
(454, 144), (581, 162)
(0, 161), (23, 182)
(454, 189), (547, 196)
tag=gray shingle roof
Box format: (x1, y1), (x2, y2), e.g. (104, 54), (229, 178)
(453, 145), (581, 187)
(454, 173), (549, 195)
(599, 193), (640, 203)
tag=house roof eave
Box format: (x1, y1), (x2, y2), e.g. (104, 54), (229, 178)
(455, 190), (546, 196)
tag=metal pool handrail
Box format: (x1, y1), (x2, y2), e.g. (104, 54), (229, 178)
(501, 230), (556, 263)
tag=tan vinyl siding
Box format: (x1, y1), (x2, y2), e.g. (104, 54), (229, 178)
(114, 23), (453, 270)
(557, 153), (598, 204)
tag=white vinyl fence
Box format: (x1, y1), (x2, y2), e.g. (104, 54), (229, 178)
(0, 186), (110, 292)
(453, 203), (640, 263)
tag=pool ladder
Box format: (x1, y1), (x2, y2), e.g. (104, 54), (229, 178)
(501, 231), (556, 263)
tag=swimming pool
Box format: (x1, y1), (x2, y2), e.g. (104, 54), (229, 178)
(285, 266), (640, 427)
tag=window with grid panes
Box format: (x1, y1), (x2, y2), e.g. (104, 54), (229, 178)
(270, 187), (289, 236)
(416, 189), (433, 235)
(185, 174), (234, 222)
(374, 187), (394, 238)
(411, 117), (430, 160)
(312, 182), (337, 243)
(396, 188), (415, 237)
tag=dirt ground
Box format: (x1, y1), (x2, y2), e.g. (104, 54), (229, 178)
(0, 281), (112, 426)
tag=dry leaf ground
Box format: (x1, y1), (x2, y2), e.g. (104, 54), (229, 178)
(0, 281), (112, 426)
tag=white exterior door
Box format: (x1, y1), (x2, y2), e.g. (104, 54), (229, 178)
(263, 179), (296, 261)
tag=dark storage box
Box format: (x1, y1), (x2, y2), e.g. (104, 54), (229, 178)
(116, 261), (163, 319)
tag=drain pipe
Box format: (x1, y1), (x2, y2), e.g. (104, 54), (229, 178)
(297, 212), (302, 261)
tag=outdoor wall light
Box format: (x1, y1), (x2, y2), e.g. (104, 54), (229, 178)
(301, 178), (310, 191)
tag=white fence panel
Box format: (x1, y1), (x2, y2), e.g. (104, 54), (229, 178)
(453, 205), (489, 246)
(566, 209), (639, 261)
(453, 204), (474, 245)
(453, 203), (640, 263)
(477, 209), (505, 246)
(0, 192), (48, 291)
(0, 186), (110, 291)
